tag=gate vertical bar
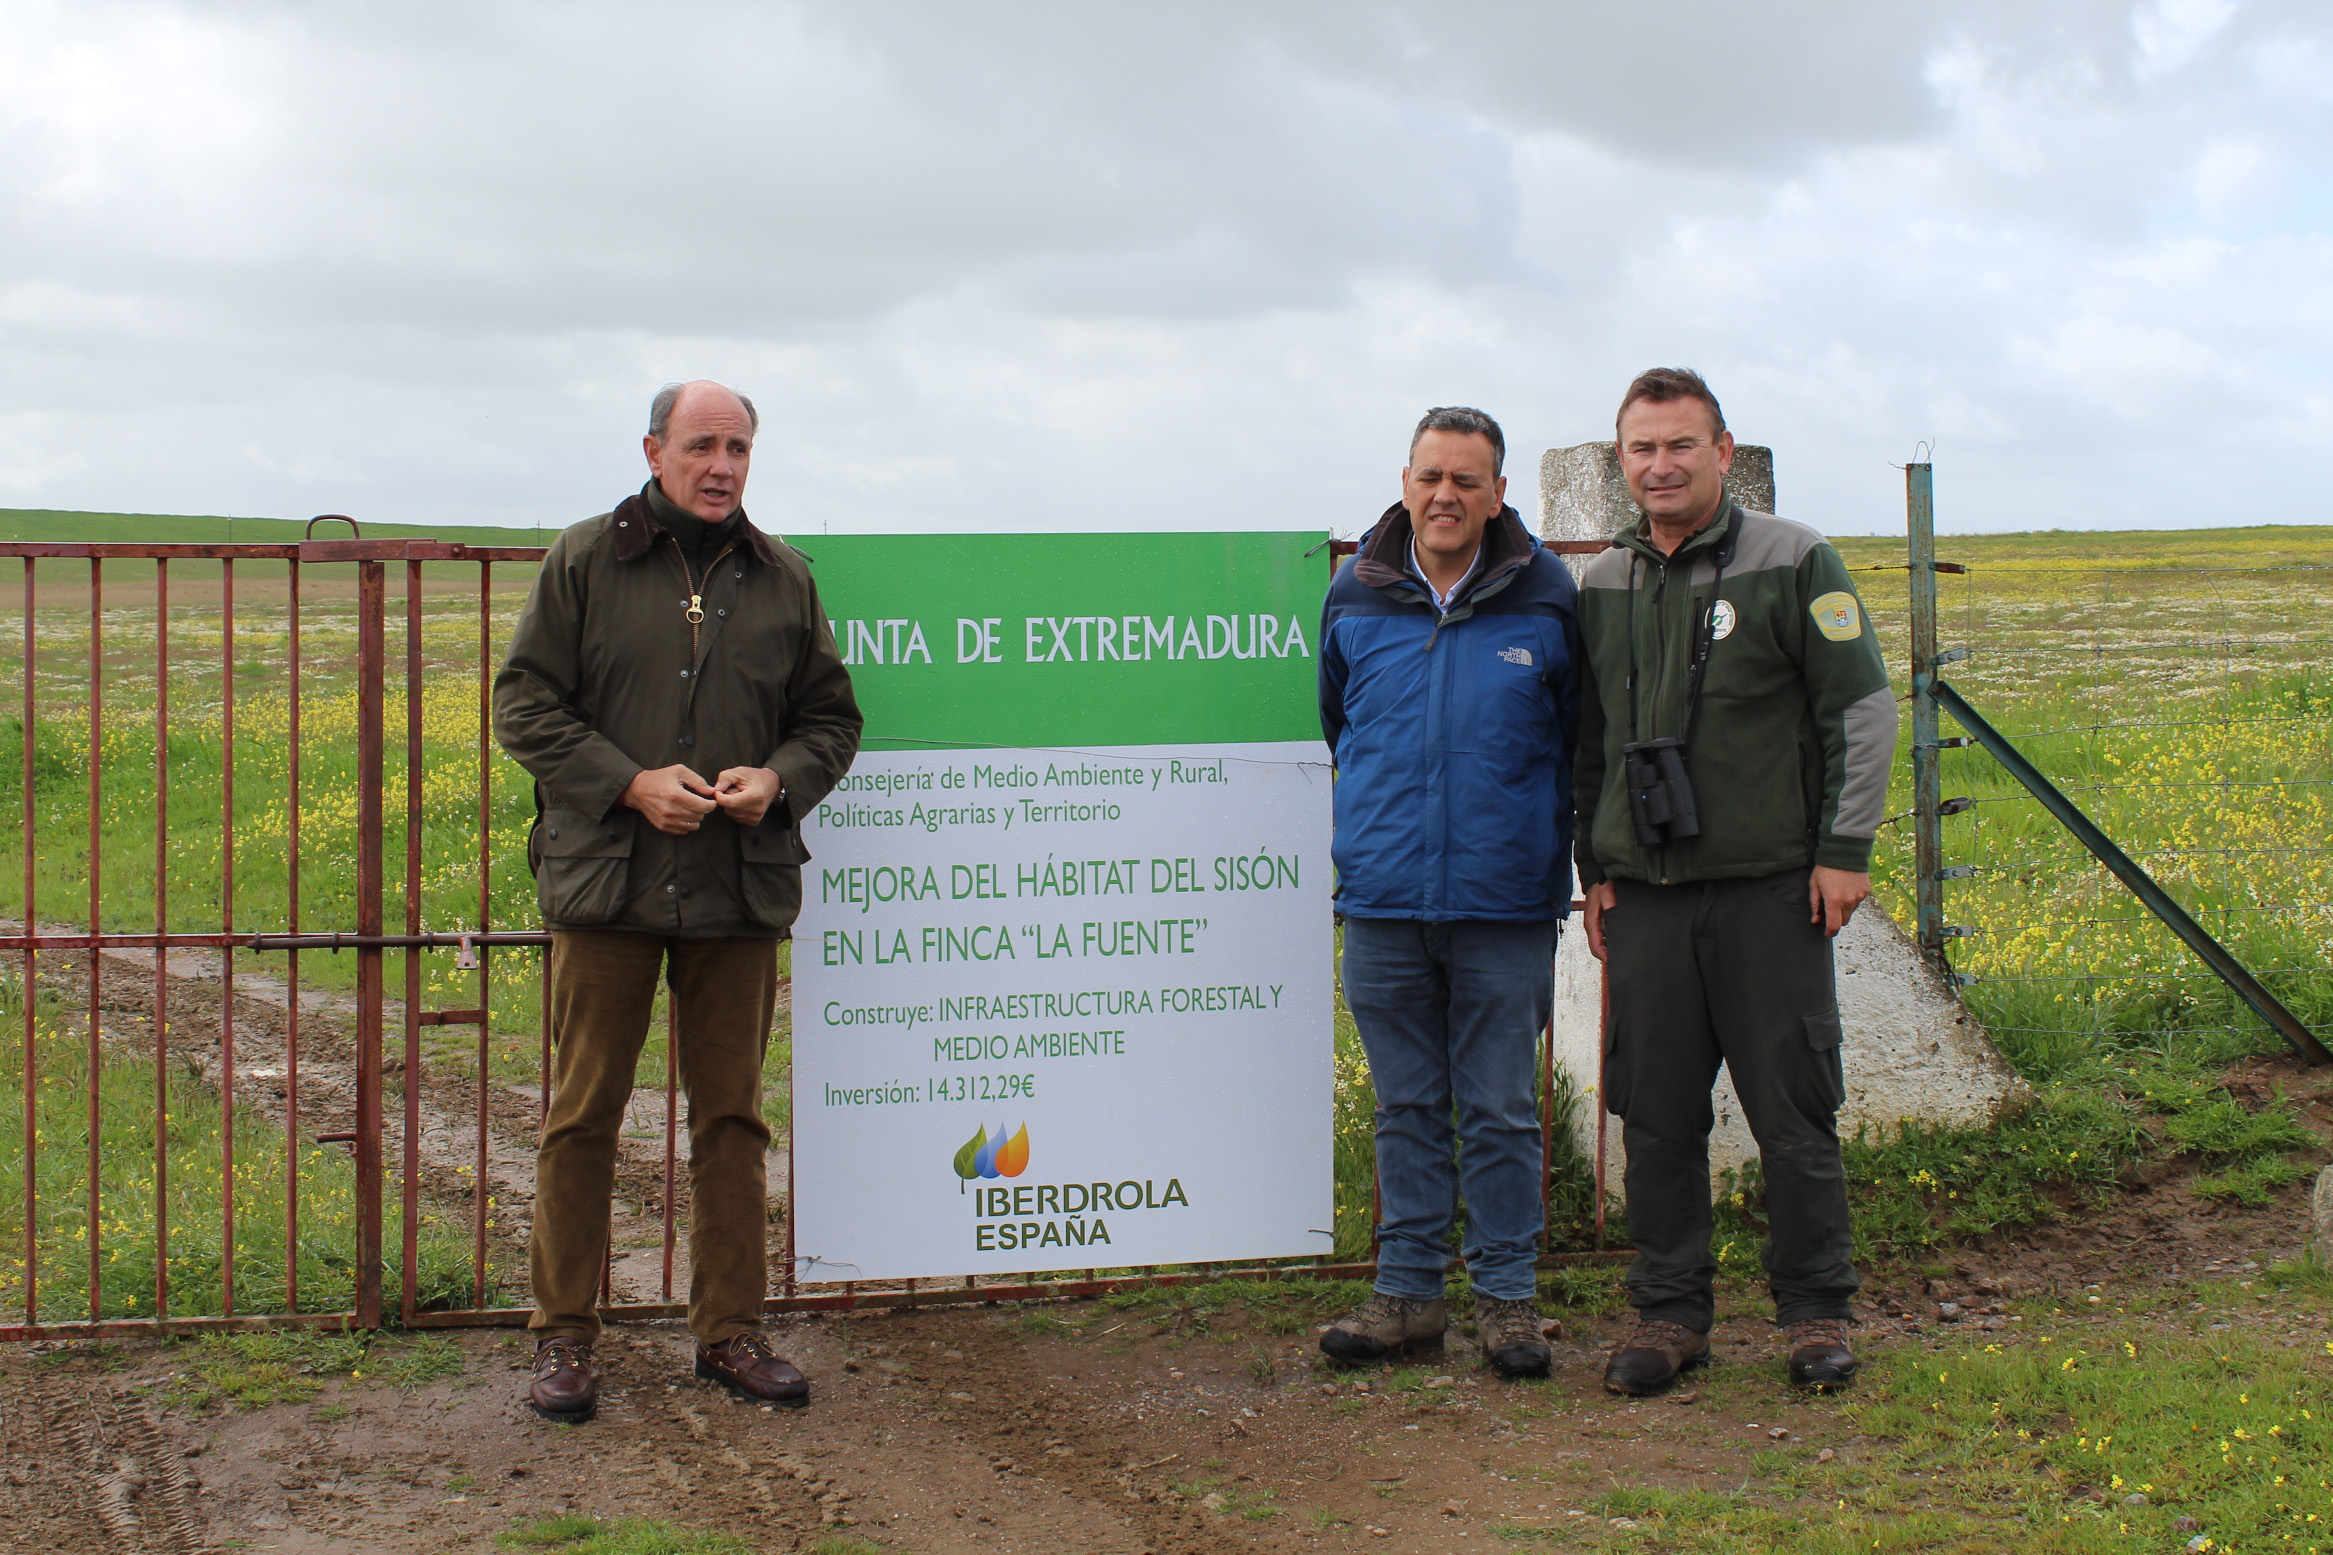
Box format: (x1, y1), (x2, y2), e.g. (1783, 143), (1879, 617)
(781, 1130), (795, 1299)
(219, 559), (236, 1314)
(284, 557), (300, 1313)
(661, 996), (677, 1302)
(474, 562), (492, 1309)
(354, 560), (386, 1329)
(1593, 964), (1609, 1250)
(86, 559), (102, 1319)
(153, 559), (170, 1317)
(1906, 463), (1944, 964)
(538, 956), (550, 1124)
(21, 557), (36, 1324)
(402, 560), (424, 1324)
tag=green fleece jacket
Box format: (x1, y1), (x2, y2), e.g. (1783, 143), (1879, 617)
(1574, 502), (1896, 887)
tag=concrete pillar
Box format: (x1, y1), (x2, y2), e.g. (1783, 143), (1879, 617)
(1539, 441), (1777, 551)
(2312, 1166), (2333, 1260)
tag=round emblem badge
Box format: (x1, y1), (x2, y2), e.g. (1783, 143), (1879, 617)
(1709, 599), (1737, 641)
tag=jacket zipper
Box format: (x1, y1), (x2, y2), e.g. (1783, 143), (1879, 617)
(1647, 553), (1671, 884)
(665, 537), (738, 667)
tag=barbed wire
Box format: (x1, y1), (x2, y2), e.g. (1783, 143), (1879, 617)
(1999, 903), (2333, 931)
(1961, 967), (2325, 983)
(1981, 712), (2324, 739)
(1959, 564), (2333, 576)
(1976, 843), (2333, 871)
(1964, 778), (2331, 803)
(1987, 1025), (2333, 1038)
(1972, 637), (2333, 654)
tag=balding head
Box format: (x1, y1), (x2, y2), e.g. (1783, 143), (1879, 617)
(649, 380), (758, 443)
(643, 380), (757, 522)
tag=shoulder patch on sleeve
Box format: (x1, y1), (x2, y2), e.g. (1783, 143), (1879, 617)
(1809, 591), (1863, 642)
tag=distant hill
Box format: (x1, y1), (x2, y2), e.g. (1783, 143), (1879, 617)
(0, 508), (561, 548)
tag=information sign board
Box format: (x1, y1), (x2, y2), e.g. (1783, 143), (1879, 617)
(790, 533), (1335, 1281)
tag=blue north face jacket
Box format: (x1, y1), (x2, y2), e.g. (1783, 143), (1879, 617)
(1319, 502), (1583, 921)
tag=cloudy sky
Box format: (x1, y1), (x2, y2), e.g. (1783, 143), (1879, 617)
(1, 0), (2325, 536)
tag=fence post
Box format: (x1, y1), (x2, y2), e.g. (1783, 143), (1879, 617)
(1906, 462), (1945, 966)
(354, 560), (387, 1328)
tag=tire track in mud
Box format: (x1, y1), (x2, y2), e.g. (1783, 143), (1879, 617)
(867, 1310), (1314, 1555)
(0, 1364), (210, 1554)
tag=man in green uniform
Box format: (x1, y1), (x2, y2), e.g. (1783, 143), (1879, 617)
(1574, 368), (1895, 1395)
(495, 380), (862, 1422)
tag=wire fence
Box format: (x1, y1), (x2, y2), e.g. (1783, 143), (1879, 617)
(1847, 526), (2333, 1076)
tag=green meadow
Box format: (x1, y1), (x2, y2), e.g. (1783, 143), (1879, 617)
(0, 513), (2326, 1320)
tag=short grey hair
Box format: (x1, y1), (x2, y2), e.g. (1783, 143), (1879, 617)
(1409, 406), (1505, 476)
(649, 381), (759, 443)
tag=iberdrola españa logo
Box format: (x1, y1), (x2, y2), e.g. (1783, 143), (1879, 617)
(952, 1123), (1030, 1190)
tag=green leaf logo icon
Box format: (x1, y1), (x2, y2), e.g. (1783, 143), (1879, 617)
(952, 1124), (987, 1184)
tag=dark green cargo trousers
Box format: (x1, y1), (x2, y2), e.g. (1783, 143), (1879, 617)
(528, 930), (779, 1345)
(1603, 869), (1859, 1331)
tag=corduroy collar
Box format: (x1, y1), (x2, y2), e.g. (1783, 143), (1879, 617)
(610, 481), (781, 566)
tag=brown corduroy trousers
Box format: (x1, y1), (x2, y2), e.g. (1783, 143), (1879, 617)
(528, 930), (779, 1345)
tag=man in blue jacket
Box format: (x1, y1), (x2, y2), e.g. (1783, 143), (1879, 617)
(1317, 406), (1583, 1377)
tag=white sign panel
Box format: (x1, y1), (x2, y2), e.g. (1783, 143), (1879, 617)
(791, 741), (1332, 1282)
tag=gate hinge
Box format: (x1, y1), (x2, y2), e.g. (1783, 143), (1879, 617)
(1933, 864), (1980, 880)
(1933, 647), (1970, 666)
(1937, 796), (1976, 816)
(1938, 925), (1981, 938)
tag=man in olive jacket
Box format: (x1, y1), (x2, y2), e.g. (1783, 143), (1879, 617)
(494, 380), (861, 1422)
(1576, 369), (1895, 1397)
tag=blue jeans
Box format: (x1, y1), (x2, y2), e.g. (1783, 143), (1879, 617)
(1340, 917), (1557, 1302)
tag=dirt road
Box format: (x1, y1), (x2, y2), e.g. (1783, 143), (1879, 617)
(3, 1204), (2317, 1555)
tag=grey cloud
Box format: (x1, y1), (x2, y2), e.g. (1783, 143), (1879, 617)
(0, 0), (2328, 533)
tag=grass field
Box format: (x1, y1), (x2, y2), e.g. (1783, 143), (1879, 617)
(0, 506), (560, 549)
(0, 966), (480, 1319)
(0, 516), (2326, 1321)
(1836, 525), (2333, 1060)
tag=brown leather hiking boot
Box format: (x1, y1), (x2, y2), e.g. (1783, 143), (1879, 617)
(696, 1329), (810, 1408)
(1784, 1318), (1858, 1390)
(1602, 1318), (1709, 1396)
(1474, 1296), (1553, 1378)
(1319, 1293), (1448, 1364)
(528, 1337), (598, 1424)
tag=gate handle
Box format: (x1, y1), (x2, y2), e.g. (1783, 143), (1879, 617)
(304, 514), (362, 538)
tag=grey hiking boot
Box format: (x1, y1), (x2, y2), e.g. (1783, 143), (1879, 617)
(1602, 1318), (1710, 1396)
(1474, 1296), (1553, 1378)
(1783, 1317), (1857, 1390)
(1319, 1292), (1447, 1365)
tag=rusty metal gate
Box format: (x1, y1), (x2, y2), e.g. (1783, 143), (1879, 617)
(0, 528), (548, 1338)
(0, 528), (1615, 1341)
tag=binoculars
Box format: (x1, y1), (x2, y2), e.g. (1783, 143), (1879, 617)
(1622, 736), (1701, 846)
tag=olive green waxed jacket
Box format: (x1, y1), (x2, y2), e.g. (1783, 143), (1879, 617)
(1574, 502), (1895, 888)
(493, 484), (863, 938)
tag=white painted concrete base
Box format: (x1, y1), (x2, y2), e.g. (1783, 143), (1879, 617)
(1553, 899), (2027, 1194)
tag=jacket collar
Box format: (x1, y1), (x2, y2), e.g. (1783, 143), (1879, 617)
(1354, 500), (1538, 603)
(1615, 499), (1739, 568)
(610, 482), (782, 566)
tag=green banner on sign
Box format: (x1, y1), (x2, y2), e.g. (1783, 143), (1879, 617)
(793, 531), (1329, 750)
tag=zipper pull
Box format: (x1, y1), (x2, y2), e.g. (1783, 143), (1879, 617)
(685, 593), (705, 625)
